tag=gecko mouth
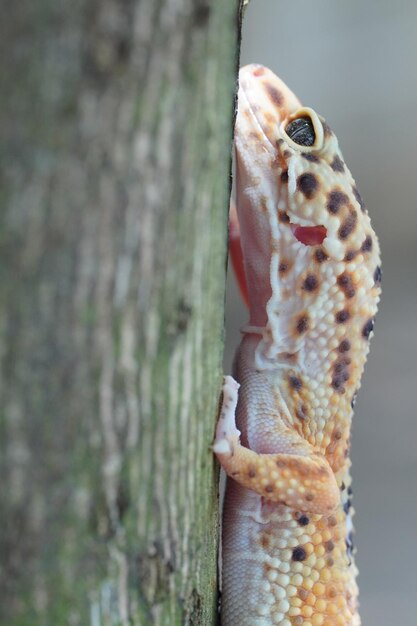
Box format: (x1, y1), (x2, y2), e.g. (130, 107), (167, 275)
(290, 224), (327, 246)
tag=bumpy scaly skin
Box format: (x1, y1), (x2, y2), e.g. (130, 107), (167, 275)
(214, 65), (381, 625)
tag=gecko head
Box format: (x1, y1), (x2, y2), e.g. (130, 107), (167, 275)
(235, 65), (376, 261)
(235, 65), (381, 359)
(235, 64), (371, 265)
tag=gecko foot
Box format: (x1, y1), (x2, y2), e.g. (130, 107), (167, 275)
(213, 375), (241, 456)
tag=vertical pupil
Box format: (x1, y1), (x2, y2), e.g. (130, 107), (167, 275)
(286, 117), (316, 147)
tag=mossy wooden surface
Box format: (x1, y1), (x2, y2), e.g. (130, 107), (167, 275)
(0, 1), (242, 624)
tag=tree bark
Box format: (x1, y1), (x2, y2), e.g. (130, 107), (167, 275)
(0, 1), (242, 624)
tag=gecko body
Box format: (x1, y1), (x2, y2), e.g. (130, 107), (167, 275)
(214, 65), (381, 625)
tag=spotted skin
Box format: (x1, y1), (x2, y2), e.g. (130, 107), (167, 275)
(213, 65), (381, 625)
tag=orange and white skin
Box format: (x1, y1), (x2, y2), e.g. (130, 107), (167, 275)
(213, 65), (381, 626)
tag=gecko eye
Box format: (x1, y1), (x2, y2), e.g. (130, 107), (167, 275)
(281, 107), (324, 151)
(285, 117), (315, 147)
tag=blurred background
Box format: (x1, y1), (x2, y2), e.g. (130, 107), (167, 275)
(224, 1), (417, 623)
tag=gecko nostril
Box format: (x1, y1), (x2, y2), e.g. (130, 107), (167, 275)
(285, 116), (316, 146)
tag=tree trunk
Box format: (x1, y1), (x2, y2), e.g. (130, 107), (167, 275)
(0, 1), (242, 624)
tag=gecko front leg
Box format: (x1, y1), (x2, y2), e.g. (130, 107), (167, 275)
(214, 376), (339, 516)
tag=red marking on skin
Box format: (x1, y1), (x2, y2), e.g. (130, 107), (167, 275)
(290, 224), (327, 246)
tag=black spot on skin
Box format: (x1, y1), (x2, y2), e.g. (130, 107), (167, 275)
(278, 210), (290, 223)
(343, 499), (352, 515)
(296, 314), (309, 334)
(248, 467), (256, 478)
(361, 235), (373, 252)
(352, 186), (366, 211)
(338, 339), (351, 353)
(298, 515), (310, 526)
(351, 392), (358, 409)
(280, 171), (289, 183)
(297, 173), (318, 199)
(292, 546), (307, 561)
(302, 153), (320, 163)
(345, 249), (357, 262)
(303, 274), (319, 292)
(289, 375), (302, 390)
(338, 211), (357, 240)
(334, 356), (352, 374)
(327, 190), (349, 214)
(348, 486), (353, 496)
(315, 248), (328, 263)
(330, 154), (345, 172)
(332, 375), (347, 394)
(335, 309), (350, 324)
(279, 261), (289, 274)
(374, 266), (382, 285)
(337, 272), (355, 299)
(325, 540), (335, 552)
(362, 318), (374, 339)
(265, 83), (284, 106)
(265, 484), (274, 493)
(333, 356), (351, 382)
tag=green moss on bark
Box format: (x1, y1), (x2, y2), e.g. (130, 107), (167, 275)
(0, 0), (243, 624)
